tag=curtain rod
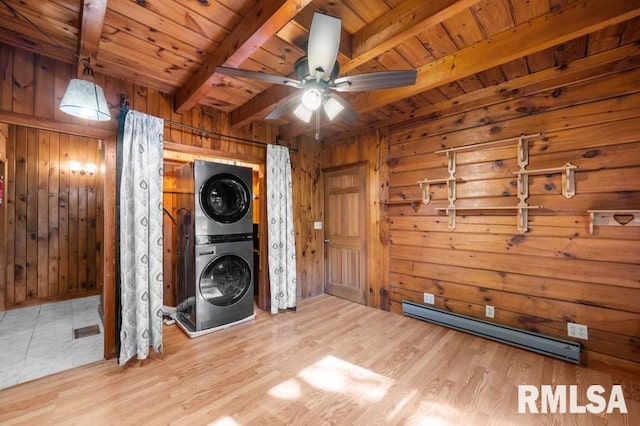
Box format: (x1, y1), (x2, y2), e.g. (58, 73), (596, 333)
(119, 95), (297, 152)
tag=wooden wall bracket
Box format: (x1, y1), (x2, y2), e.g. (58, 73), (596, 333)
(382, 200), (423, 212)
(435, 205), (543, 232)
(417, 177), (463, 205)
(417, 151), (463, 206)
(514, 162), (577, 199)
(587, 210), (640, 234)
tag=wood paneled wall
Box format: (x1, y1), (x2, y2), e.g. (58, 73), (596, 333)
(384, 66), (640, 371)
(0, 45), (115, 136)
(287, 131), (387, 309)
(288, 136), (324, 300)
(3, 125), (102, 307)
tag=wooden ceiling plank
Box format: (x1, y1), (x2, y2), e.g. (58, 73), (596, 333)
(5, 0), (78, 24)
(77, 0), (107, 75)
(350, 0), (483, 68)
(97, 51), (185, 93)
(174, 0), (313, 114)
(100, 24), (204, 71)
(417, 24), (459, 59)
(103, 11), (211, 62)
(587, 24), (626, 56)
(107, 1), (216, 52)
(441, 8), (485, 49)
(347, 0), (640, 114)
(526, 47), (556, 73)
(470, 0), (514, 38)
(95, 45), (192, 84)
(0, 7), (77, 51)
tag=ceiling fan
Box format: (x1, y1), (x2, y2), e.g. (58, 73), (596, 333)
(215, 13), (417, 139)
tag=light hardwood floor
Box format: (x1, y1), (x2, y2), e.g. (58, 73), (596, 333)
(1, 295), (638, 425)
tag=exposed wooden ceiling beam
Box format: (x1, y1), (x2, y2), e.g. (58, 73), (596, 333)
(346, 0), (640, 115)
(77, 0), (108, 75)
(229, 0), (477, 128)
(174, 0), (313, 114)
(349, 0), (480, 69)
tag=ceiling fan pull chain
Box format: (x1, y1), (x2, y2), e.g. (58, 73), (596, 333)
(315, 110), (320, 141)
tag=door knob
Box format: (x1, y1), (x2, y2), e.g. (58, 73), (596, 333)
(324, 239), (330, 243)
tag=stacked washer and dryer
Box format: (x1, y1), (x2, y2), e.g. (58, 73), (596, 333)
(175, 160), (255, 337)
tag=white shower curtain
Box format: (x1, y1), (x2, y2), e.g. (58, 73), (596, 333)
(266, 144), (297, 314)
(119, 110), (164, 365)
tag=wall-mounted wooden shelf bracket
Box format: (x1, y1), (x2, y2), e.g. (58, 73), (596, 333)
(435, 133), (543, 155)
(514, 163), (578, 199)
(382, 200), (423, 212)
(431, 133), (556, 233)
(587, 210), (640, 234)
(417, 151), (462, 205)
(417, 177), (463, 205)
(435, 205), (543, 232)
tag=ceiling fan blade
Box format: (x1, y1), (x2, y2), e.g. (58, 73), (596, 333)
(307, 13), (341, 80)
(216, 67), (301, 88)
(324, 93), (358, 122)
(265, 95), (302, 120)
(332, 70), (417, 92)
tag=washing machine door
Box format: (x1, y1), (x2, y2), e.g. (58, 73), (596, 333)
(200, 254), (252, 306)
(200, 173), (251, 224)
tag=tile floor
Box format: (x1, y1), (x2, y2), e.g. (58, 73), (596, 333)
(0, 295), (103, 390)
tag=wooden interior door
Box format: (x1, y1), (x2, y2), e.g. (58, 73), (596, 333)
(324, 164), (367, 305)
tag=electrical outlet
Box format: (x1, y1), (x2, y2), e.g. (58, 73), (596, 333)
(485, 305), (495, 318)
(567, 322), (589, 340)
(423, 293), (435, 305)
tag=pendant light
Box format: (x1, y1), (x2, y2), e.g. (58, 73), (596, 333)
(59, 57), (111, 121)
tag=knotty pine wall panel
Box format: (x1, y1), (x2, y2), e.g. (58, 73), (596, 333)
(3, 125), (101, 307)
(314, 130), (388, 309)
(386, 65), (640, 371)
(289, 135), (324, 300)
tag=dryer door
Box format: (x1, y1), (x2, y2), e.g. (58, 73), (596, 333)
(200, 173), (251, 224)
(199, 254), (252, 306)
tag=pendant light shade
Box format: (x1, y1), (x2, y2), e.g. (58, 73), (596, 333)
(59, 78), (111, 121)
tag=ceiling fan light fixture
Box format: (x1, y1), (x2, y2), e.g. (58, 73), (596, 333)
(293, 103), (313, 123)
(323, 97), (344, 121)
(301, 88), (322, 111)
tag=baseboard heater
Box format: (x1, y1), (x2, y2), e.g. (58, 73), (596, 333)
(402, 301), (581, 364)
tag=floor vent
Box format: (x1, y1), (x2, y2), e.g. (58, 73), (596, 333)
(73, 324), (101, 340)
(402, 301), (580, 364)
